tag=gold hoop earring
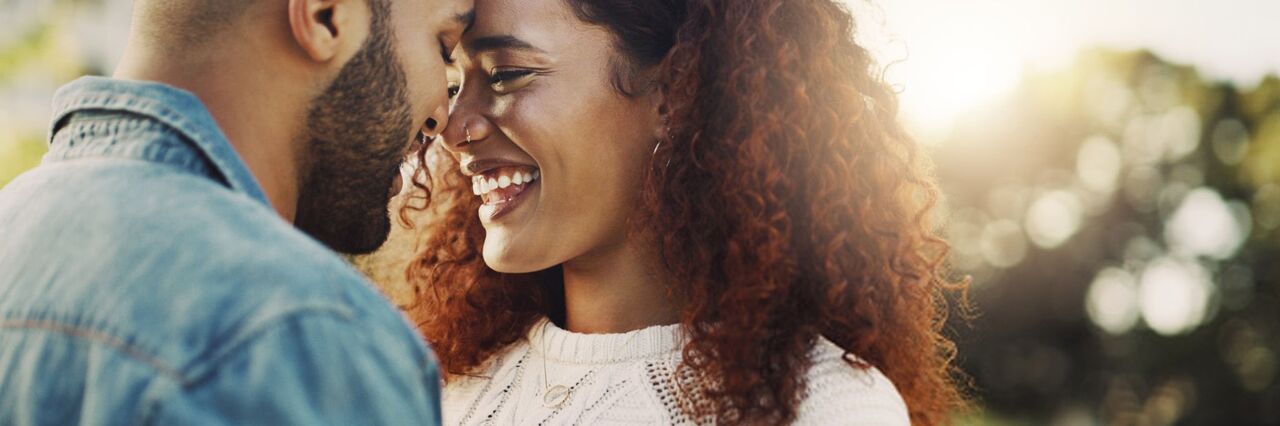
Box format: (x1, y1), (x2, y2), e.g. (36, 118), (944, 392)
(652, 139), (672, 169)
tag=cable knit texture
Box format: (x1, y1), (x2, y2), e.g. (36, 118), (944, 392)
(442, 318), (910, 425)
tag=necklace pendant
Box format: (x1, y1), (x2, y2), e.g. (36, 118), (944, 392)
(543, 384), (571, 408)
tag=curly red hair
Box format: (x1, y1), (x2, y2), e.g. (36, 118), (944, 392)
(402, 0), (968, 424)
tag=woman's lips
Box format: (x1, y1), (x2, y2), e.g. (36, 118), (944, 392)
(473, 166), (540, 221)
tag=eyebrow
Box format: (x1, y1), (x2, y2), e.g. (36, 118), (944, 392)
(465, 35), (546, 54)
(455, 9), (476, 33)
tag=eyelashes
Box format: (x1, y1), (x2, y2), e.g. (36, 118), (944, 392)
(447, 69), (538, 100)
(488, 69), (536, 94)
(488, 69), (535, 85)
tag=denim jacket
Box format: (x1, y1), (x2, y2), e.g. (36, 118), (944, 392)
(0, 77), (441, 425)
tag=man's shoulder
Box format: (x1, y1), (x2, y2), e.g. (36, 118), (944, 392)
(2, 158), (353, 282)
(0, 159), (417, 376)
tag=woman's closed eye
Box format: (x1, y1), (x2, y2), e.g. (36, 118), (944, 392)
(488, 69), (537, 93)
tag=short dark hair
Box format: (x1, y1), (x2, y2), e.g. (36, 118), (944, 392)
(134, 0), (388, 53)
(133, 0), (255, 50)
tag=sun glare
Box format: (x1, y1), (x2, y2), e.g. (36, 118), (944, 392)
(851, 1), (1026, 143)
(897, 45), (1023, 141)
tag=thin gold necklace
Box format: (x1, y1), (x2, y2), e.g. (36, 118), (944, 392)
(539, 320), (642, 408)
(540, 324), (571, 408)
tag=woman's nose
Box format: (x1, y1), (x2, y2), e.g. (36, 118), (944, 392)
(440, 112), (491, 153)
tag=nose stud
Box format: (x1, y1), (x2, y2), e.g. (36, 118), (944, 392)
(465, 126), (473, 145)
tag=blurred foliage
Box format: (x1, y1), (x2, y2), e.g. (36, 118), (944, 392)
(0, 0), (102, 78)
(0, 137), (45, 186)
(1, 0), (121, 185)
(936, 49), (1280, 425)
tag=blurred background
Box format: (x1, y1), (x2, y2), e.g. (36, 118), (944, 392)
(2, 0), (1277, 424)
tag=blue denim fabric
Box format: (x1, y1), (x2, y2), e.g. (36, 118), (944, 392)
(0, 77), (441, 425)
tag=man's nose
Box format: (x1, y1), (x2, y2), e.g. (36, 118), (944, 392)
(423, 105), (450, 142)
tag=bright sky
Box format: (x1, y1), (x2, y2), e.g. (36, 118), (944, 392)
(4, 0), (1280, 141)
(847, 0), (1280, 138)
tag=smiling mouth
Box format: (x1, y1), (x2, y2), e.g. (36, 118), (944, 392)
(472, 165), (540, 206)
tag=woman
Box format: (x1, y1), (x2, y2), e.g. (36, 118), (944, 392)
(403, 0), (967, 424)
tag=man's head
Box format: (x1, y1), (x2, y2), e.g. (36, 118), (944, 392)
(130, 0), (474, 254)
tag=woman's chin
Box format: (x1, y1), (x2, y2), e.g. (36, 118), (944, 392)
(482, 238), (551, 274)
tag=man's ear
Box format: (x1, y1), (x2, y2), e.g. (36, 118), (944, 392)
(287, 0), (370, 63)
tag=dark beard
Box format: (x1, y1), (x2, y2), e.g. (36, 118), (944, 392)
(294, 1), (412, 255)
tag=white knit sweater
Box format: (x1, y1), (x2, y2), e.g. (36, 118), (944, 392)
(442, 318), (910, 425)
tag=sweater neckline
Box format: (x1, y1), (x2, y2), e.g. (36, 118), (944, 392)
(528, 317), (683, 364)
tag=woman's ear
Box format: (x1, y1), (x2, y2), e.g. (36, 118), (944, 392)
(646, 80), (667, 141)
(287, 0), (371, 63)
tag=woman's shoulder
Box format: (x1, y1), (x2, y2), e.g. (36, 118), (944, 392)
(794, 337), (911, 426)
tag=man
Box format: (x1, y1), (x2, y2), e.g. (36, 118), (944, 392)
(0, 0), (472, 423)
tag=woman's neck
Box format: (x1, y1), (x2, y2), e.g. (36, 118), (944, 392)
(560, 237), (678, 334)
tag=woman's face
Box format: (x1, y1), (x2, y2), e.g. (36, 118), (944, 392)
(439, 0), (660, 273)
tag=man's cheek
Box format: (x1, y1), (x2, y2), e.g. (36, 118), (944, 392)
(398, 53), (437, 114)
(420, 68), (447, 114)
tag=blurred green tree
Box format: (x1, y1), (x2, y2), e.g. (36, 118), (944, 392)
(937, 49), (1280, 425)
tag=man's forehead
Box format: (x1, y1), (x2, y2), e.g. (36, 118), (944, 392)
(454, 7), (476, 32)
(439, 0), (474, 17)
(422, 0), (473, 25)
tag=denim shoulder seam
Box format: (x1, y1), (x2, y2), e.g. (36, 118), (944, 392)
(178, 304), (359, 387)
(0, 319), (184, 382)
(140, 306), (361, 423)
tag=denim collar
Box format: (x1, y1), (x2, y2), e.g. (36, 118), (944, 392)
(49, 76), (269, 206)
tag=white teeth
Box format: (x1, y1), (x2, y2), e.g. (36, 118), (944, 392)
(472, 168), (540, 198)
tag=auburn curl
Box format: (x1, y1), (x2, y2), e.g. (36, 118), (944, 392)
(401, 0), (969, 424)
